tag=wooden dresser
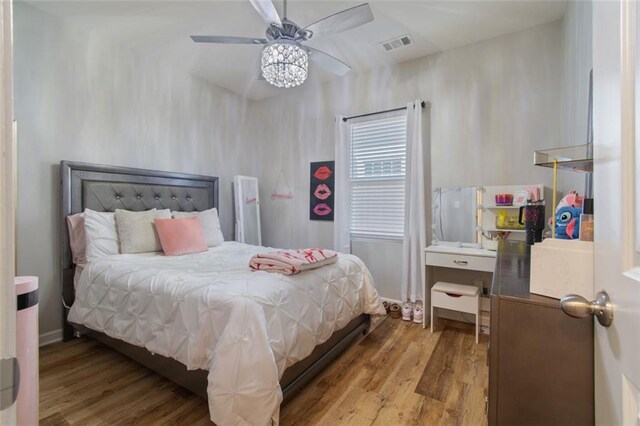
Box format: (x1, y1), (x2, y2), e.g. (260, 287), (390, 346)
(489, 241), (594, 425)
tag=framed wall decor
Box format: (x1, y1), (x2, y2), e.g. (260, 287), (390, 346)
(310, 161), (335, 221)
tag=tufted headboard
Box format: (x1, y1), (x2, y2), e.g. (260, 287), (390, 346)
(60, 161), (219, 339)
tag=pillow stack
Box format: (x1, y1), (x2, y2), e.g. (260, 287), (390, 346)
(172, 209), (224, 247)
(115, 208), (172, 254)
(67, 207), (225, 263)
(154, 216), (208, 256)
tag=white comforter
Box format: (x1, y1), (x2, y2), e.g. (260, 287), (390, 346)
(68, 242), (386, 425)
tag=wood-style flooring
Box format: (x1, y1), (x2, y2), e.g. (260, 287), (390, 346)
(40, 318), (488, 425)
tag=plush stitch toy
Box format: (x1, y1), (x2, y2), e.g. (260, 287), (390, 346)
(556, 191), (583, 210)
(555, 206), (582, 239)
(553, 191), (583, 239)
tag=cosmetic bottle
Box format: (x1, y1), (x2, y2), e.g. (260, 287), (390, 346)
(579, 198), (594, 241)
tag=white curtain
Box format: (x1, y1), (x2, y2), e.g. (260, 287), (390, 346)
(333, 115), (351, 254)
(401, 100), (426, 303)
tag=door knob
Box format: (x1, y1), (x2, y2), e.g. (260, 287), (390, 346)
(560, 290), (613, 327)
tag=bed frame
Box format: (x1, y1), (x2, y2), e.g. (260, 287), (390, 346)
(60, 160), (369, 403)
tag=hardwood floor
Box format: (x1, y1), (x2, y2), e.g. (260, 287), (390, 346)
(40, 318), (488, 425)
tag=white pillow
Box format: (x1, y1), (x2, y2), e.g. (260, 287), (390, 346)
(172, 208), (224, 247)
(84, 209), (118, 262)
(115, 209), (172, 254)
(66, 212), (87, 266)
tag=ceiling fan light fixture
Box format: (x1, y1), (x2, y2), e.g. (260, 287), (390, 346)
(261, 41), (308, 88)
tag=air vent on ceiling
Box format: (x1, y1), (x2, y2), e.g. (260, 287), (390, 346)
(380, 34), (413, 52)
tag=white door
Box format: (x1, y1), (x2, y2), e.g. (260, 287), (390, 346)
(0, 0), (16, 423)
(592, 1), (640, 423)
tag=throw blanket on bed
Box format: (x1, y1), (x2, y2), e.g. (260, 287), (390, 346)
(68, 242), (386, 426)
(249, 248), (338, 275)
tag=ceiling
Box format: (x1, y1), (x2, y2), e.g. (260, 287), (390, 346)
(27, 0), (567, 101)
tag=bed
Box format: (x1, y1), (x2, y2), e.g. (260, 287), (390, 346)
(60, 161), (385, 425)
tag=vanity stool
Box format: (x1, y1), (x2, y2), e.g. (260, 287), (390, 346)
(431, 281), (480, 343)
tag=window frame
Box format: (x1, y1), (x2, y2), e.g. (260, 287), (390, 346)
(347, 109), (408, 241)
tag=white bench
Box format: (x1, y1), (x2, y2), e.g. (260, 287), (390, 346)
(431, 281), (480, 344)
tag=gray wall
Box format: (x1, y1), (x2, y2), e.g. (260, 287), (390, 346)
(562, 0), (593, 148)
(15, 3), (588, 340)
(560, 0), (593, 192)
(248, 20), (563, 301)
(13, 2), (255, 341)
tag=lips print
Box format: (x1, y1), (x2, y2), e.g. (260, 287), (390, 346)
(313, 166), (333, 180)
(314, 184), (332, 200)
(313, 203), (332, 216)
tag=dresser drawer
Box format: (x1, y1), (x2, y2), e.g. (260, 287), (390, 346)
(432, 290), (478, 313)
(425, 252), (495, 272)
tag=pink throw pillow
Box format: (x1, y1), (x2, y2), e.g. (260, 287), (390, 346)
(154, 217), (208, 256)
(66, 213), (87, 265)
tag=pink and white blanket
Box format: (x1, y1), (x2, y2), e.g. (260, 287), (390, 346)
(249, 248), (338, 275)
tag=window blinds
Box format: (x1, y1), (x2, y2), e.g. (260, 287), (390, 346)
(349, 114), (407, 238)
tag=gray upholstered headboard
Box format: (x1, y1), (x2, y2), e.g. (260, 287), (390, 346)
(60, 161), (219, 339)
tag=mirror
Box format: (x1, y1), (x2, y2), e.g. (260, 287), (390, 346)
(234, 175), (262, 246)
(432, 186), (480, 247)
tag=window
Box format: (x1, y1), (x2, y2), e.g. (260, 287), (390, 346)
(349, 112), (407, 239)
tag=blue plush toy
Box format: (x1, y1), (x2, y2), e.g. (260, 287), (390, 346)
(555, 206), (582, 239)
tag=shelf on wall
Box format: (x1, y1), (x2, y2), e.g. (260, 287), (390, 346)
(534, 144), (593, 173)
(484, 228), (526, 233)
(484, 205), (522, 209)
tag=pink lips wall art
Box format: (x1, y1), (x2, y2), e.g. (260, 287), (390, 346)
(310, 161), (335, 221)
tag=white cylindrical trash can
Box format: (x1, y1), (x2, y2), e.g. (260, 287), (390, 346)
(15, 276), (38, 425)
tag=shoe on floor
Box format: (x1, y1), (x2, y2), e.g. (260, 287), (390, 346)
(402, 303), (413, 321)
(383, 301), (391, 314)
(390, 303), (402, 319)
(413, 305), (424, 324)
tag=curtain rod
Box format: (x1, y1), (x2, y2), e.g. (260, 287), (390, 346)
(342, 101), (426, 122)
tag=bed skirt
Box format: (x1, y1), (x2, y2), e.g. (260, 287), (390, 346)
(70, 313), (370, 403)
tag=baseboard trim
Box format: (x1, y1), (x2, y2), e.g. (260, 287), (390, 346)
(381, 297), (403, 305)
(380, 297), (428, 306)
(39, 329), (63, 347)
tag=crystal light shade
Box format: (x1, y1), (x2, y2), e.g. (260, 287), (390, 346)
(261, 41), (308, 88)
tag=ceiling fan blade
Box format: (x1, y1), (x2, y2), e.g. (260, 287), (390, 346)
(249, 0), (282, 28)
(307, 47), (351, 76)
(191, 35), (267, 44)
(303, 3), (373, 37)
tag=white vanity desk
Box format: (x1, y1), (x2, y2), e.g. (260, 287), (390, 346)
(425, 184), (549, 330)
(425, 245), (496, 272)
(425, 245), (497, 330)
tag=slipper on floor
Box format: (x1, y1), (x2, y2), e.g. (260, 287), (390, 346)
(390, 303), (401, 319)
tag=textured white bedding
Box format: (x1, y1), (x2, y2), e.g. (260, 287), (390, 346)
(68, 242), (386, 425)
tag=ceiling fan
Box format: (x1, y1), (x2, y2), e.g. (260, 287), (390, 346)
(190, 0), (374, 88)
